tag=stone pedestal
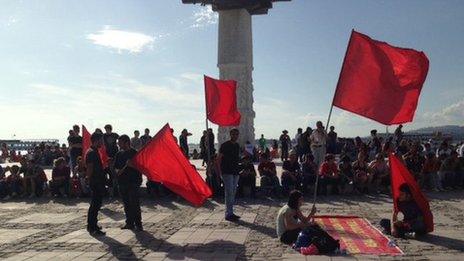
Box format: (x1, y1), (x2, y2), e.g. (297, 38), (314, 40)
(217, 9), (255, 147)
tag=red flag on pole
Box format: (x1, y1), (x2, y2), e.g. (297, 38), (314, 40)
(333, 30), (429, 125)
(389, 153), (434, 233)
(82, 125), (109, 169)
(204, 75), (241, 126)
(131, 123), (212, 206)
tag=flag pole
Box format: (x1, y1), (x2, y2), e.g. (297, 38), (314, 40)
(204, 76), (212, 173)
(312, 29), (355, 207)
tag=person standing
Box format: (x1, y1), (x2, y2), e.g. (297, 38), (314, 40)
(200, 130), (207, 166)
(103, 124), (119, 197)
(86, 133), (106, 236)
(217, 129), (241, 222)
(394, 124), (404, 145)
(258, 134), (267, 152)
(67, 125), (83, 170)
(310, 121), (328, 168)
(115, 135), (143, 231)
(327, 126), (338, 154)
(280, 130), (291, 161)
(140, 128), (152, 146)
(179, 129), (192, 158)
(130, 130), (143, 151)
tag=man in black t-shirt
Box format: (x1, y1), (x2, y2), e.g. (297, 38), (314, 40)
(103, 124), (119, 197)
(86, 133), (106, 236)
(68, 125), (83, 170)
(140, 128), (152, 146)
(115, 135), (143, 231)
(217, 128), (241, 222)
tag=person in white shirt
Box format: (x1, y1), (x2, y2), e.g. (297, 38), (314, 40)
(310, 121), (328, 168)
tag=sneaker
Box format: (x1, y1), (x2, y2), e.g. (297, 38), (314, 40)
(225, 215), (239, 222)
(135, 225), (144, 232)
(90, 230), (106, 236)
(404, 232), (416, 239)
(230, 214), (241, 220)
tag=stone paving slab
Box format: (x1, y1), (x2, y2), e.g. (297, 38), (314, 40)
(49, 228), (135, 244)
(190, 211), (257, 225)
(3, 251), (107, 261)
(166, 228), (250, 246)
(99, 211), (171, 224)
(0, 202), (35, 210)
(0, 229), (43, 244)
(7, 213), (82, 224)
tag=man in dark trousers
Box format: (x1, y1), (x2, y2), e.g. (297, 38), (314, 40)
(217, 128), (241, 222)
(86, 133), (106, 236)
(114, 135), (143, 231)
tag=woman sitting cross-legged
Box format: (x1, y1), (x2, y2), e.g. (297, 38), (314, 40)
(276, 190), (317, 245)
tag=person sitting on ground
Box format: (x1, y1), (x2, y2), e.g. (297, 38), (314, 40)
(381, 184), (427, 239)
(439, 151), (459, 190)
(49, 157), (71, 197)
(368, 153), (390, 193)
(276, 190), (317, 245)
(73, 156), (88, 197)
(352, 152), (370, 194)
(338, 155), (354, 194)
(281, 151), (302, 195)
(0, 166), (8, 198)
(318, 154), (340, 195)
(5, 165), (22, 198)
(238, 155), (257, 197)
(421, 153), (441, 191)
(301, 154), (317, 194)
(206, 154), (222, 197)
(258, 153), (281, 196)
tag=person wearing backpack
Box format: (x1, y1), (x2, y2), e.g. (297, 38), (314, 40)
(276, 190), (317, 244)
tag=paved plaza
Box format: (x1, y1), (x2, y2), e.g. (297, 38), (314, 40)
(0, 162), (463, 260)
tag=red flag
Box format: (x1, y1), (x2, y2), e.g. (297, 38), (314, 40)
(132, 123), (212, 206)
(82, 125), (109, 169)
(389, 153), (433, 233)
(333, 30), (429, 125)
(204, 75), (241, 126)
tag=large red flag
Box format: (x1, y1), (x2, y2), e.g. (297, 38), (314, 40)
(333, 30), (429, 125)
(389, 153), (433, 233)
(204, 75), (241, 126)
(82, 125), (109, 169)
(132, 123), (212, 206)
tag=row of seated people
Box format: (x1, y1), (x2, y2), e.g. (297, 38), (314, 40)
(205, 151), (392, 198)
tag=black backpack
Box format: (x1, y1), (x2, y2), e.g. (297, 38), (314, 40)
(303, 224), (340, 254)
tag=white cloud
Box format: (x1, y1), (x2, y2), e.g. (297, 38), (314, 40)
(87, 28), (155, 53)
(422, 99), (464, 124)
(191, 6), (218, 28)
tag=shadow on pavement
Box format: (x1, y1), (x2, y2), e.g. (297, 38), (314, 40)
(417, 233), (464, 252)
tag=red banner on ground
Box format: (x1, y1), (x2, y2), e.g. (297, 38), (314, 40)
(131, 123), (212, 207)
(333, 30), (429, 125)
(389, 153), (434, 233)
(204, 75), (241, 126)
(315, 216), (403, 255)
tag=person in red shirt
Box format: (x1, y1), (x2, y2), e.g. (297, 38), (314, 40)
(318, 154), (340, 195)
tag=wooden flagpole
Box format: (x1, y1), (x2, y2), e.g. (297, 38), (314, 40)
(312, 29), (355, 207)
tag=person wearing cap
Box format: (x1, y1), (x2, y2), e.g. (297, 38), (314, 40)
(179, 129), (192, 158)
(310, 121), (328, 168)
(279, 130), (291, 161)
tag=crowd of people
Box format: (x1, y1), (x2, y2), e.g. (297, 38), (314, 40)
(1, 123), (463, 201)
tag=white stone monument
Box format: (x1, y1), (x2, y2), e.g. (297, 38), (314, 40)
(182, 0), (290, 147)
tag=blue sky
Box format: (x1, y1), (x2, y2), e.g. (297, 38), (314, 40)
(0, 0), (463, 143)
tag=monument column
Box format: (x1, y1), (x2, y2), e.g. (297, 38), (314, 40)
(217, 9), (255, 147)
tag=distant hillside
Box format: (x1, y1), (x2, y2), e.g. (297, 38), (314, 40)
(407, 125), (464, 141)
(407, 125), (464, 135)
